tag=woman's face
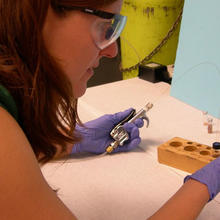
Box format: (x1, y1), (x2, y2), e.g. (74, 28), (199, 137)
(43, 0), (123, 98)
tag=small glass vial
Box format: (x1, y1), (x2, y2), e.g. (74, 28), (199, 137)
(207, 118), (213, 133)
(202, 111), (208, 125)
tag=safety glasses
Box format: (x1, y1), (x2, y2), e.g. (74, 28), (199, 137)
(57, 6), (127, 50)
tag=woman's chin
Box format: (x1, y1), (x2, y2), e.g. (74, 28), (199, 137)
(73, 84), (87, 98)
(72, 69), (94, 98)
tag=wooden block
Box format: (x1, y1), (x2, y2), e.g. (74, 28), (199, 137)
(157, 137), (220, 173)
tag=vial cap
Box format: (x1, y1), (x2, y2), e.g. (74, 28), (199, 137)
(212, 142), (220, 150)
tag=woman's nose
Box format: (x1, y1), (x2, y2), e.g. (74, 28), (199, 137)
(99, 41), (118, 58)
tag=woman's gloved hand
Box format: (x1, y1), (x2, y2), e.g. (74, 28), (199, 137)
(184, 156), (220, 201)
(71, 108), (144, 154)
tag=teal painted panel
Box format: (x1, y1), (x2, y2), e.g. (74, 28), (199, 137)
(170, 0), (220, 118)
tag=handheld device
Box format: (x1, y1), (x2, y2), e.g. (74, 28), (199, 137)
(105, 102), (153, 153)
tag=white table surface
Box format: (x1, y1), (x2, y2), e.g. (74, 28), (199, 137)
(41, 78), (220, 220)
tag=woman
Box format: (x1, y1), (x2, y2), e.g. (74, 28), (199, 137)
(0, 0), (219, 219)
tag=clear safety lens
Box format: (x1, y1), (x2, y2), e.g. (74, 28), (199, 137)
(92, 14), (127, 50)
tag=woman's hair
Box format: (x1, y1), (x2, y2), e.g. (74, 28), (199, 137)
(0, 0), (117, 163)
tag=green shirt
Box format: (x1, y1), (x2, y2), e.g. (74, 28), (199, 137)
(0, 85), (19, 122)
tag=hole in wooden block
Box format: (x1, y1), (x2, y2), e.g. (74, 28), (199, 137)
(169, 141), (182, 147)
(206, 147), (211, 150)
(199, 150), (210, 156)
(184, 145), (197, 151)
(197, 144), (202, 147)
(212, 154), (220, 158)
(187, 142), (193, 144)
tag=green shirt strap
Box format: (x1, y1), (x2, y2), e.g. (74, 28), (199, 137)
(0, 85), (19, 122)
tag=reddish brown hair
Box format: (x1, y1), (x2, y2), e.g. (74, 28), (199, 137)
(0, 0), (117, 163)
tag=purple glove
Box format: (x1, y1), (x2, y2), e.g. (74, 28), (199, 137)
(72, 108), (144, 154)
(184, 156), (220, 201)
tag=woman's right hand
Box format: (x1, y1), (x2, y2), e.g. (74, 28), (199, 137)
(72, 108), (144, 154)
(184, 156), (220, 201)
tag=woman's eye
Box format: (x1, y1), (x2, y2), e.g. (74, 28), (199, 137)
(99, 22), (113, 40)
(105, 27), (114, 40)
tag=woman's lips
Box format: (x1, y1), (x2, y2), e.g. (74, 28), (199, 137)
(86, 68), (94, 77)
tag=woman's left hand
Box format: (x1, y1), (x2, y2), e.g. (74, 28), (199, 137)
(71, 108), (144, 154)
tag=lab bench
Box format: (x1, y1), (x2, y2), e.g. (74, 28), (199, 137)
(42, 78), (220, 220)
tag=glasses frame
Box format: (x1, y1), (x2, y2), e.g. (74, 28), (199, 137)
(57, 6), (116, 20)
(55, 5), (127, 50)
